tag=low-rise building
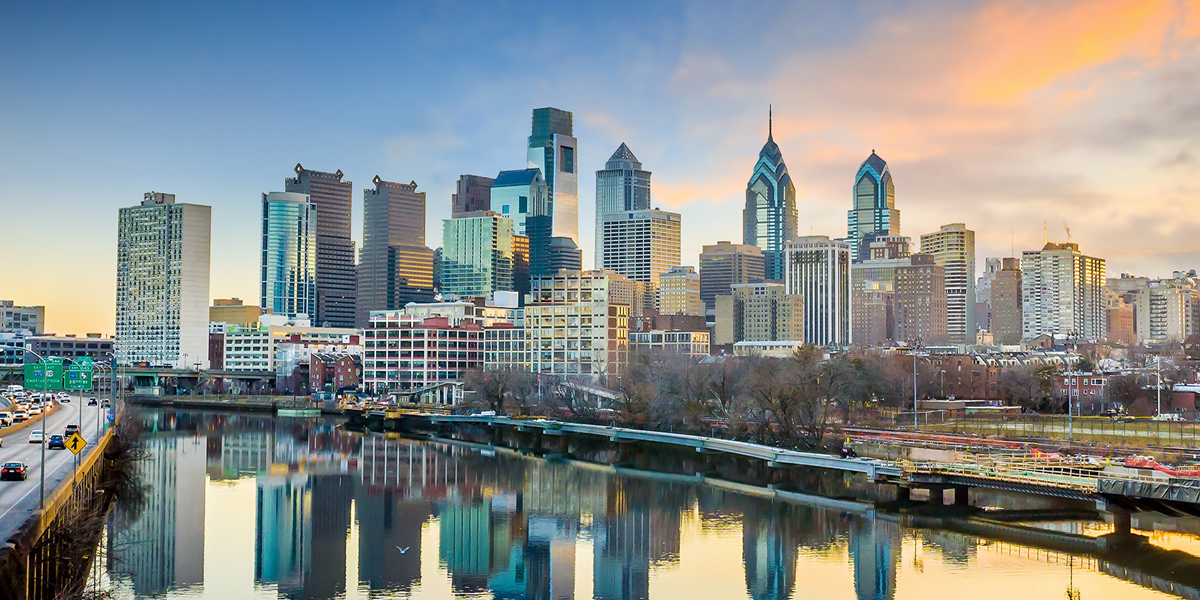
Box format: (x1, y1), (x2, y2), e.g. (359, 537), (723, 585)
(1, 301), (45, 335)
(714, 282), (803, 348)
(630, 330), (710, 358)
(310, 352), (361, 393)
(210, 298), (263, 327)
(732, 340), (804, 358)
(362, 314), (483, 395)
(23, 334), (115, 364)
(222, 315), (360, 379)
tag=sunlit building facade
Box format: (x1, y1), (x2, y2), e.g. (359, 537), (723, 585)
(847, 151), (900, 263)
(441, 212), (515, 299)
(744, 110), (797, 281)
(784, 236), (852, 346)
(358, 176), (434, 326)
(1021, 242), (1106, 341)
(919, 223), (976, 343)
(260, 192), (316, 320)
(285, 164), (356, 328)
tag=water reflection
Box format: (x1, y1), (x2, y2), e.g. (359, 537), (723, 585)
(97, 410), (1200, 600)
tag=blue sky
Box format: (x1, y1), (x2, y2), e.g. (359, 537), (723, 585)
(3, 0), (1200, 335)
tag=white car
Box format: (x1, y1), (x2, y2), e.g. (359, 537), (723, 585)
(27, 407), (41, 416)
(28, 431), (43, 444)
(11, 411), (28, 423)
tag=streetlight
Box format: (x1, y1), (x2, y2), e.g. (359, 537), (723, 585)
(22, 348), (51, 509)
(912, 338), (924, 430)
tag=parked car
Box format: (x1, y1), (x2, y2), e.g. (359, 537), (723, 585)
(28, 431), (44, 444)
(47, 435), (65, 450)
(0, 462), (28, 481)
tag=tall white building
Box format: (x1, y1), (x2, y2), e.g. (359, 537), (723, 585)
(594, 143), (651, 267)
(1021, 242), (1106, 341)
(919, 224), (976, 343)
(784, 236), (852, 346)
(116, 192), (211, 368)
(599, 209), (681, 291)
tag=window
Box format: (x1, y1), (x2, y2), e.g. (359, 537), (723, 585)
(561, 147), (574, 173)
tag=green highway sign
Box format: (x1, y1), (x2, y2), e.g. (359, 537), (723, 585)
(64, 370), (93, 390)
(24, 360), (64, 390)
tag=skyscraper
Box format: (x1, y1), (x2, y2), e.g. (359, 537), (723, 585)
(600, 209), (681, 289)
(847, 151), (900, 262)
(491, 168), (547, 236)
(260, 192), (316, 320)
(658, 265), (703, 316)
(1021, 242), (1106, 341)
(441, 211), (514, 298)
(451, 174), (495, 217)
(784, 236), (852, 346)
(285, 164), (356, 328)
(744, 108), (797, 281)
(595, 143), (651, 267)
(699, 241), (766, 312)
(894, 254), (948, 344)
(116, 192), (210, 369)
(919, 223), (976, 343)
(357, 176), (434, 326)
(991, 258), (1022, 345)
(527, 107), (578, 242)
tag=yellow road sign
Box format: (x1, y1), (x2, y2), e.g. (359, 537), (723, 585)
(66, 432), (87, 455)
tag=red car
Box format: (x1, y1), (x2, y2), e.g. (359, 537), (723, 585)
(1, 462), (28, 481)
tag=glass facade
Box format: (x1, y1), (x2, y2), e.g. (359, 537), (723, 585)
(490, 168), (547, 236)
(527, 108), (578, 244)
(260, 192), (317, 319)
(595, 143), (652, 268)
(847, 151), (900, 262)
(744, 116), (797, 282)
(441, 214), (515, 298)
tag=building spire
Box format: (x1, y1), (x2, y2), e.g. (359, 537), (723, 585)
(768, 105), (773, 140)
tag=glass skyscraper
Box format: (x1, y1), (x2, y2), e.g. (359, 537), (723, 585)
(526, 107), (580, 268)
(260, 192), (317, 319)
(744, 110), (797, 281)
(441, 212), (515, 298)
(285, 164), (356, 328)
(847, 151), (900, 263)
(594, 143), (651, 268)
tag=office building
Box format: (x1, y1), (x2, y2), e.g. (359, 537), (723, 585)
(21, 334), (115, 363)
(285, 164), (356, 328)
(699, 241), (766, 311)
(600, 209), (681, 290)
(658, 266), (703, 316)
(526, 215), (554, 278)
(630, 330), (710, 358)
(595, 143), (652, 266)
(850, 235), (912, 347)
(1, 301), (44, 335)
(784, 236), (852, 346)
(549, 237), (583, 273)
(363, 314), (483, 398)
(358, 176), (435, 326)
(744, 110), (797, 281)
(975, 257), (1001, 333)
(1107, 298), (1135, 344)
(526, 108), (579, 271)
(991, 258), (1022, 345)
(893, 254), (948, 344)
(441, 212), (514, 299)
(210, 298), (262, 327)
(452, 174), (495, 217)
(491, 168), (547, 237)
(223, 314), (359, 377)
(713, 282), (804, 347)
(847, 151), (901, 262)
(512, 234), (530, 298)
(260, 192), (317, 320)
(116, 192), (211, 369)
(919, 224), (976, 343)
(1021, 242), (1106, 341)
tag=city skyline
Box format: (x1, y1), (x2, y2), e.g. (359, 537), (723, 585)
(4, 1), (1200, 335)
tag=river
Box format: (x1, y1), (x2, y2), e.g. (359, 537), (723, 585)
(84, 409), (1200, 600)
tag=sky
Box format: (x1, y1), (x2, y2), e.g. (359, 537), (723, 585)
(2, 0), (1199, 336)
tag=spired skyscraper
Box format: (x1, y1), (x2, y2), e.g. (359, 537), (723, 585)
(847, 151), (900, 263)
(526, 107), (581, 272)
(744, 108), (797, 282)
(594, 143), (651, 267)
(285, 164), (356, 328)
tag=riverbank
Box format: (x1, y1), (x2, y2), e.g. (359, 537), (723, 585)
(126, 394), (343, 415)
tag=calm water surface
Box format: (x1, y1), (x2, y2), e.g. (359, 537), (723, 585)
(90, 410), (1199, 599)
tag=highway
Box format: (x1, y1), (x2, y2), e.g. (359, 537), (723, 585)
(0, 399), (110, 541)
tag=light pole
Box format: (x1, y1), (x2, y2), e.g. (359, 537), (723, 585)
(912, 338), (923, 430)
(23, 348), (50, 509)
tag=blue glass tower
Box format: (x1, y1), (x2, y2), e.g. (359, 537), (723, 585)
(260, 192), (317, 319)
(744, 107), (797, 281)
(847, 151), (900, 263)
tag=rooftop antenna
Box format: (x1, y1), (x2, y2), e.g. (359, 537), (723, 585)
(1043, 220), (1047, 245)
(1063, 220), (1072, 242)
(769, 105), (773, 139)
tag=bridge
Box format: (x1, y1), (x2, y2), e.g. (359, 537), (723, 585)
(355, 412), (1200, 539)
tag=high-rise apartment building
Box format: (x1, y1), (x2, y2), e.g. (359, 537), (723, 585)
(850, 235), (912, 346)
(893, 254), (947, 345)
(285, 164), (356, 328)
(1133, 276), (1197, 343)
(1, 301), (44, 335)
(919, 224), (976, 343)
(357, 176), (434, 326)
(451, 174), (495, 217)
(847, 151), (900, 262)
(975, 257), (1001, 333)
(527, 108), (578, 247)
(260, 192), (316, 319)
(441, 211), (514, 299)
(595, 143), (652, 267)
(491, 168), (547, 237)
(714, 282), (804, 346)
(1021, 242), (1106, 341)
(600, 209), (681, 290)
(991, 258), (1022, 345)
(658, 266), (703, 316)
(699, 241), (766, 311)
(744, 110), (797, 281)
(116, 192), (211, 368)
(784, 236), (852, 346)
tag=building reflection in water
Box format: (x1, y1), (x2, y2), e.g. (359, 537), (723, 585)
(104, 411), (1195, 600)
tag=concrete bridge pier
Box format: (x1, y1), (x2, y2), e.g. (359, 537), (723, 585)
(952, 485), (970, 506)
(1096, 500), (1147, 550)
(924, 485), (947, 505)
(895, 485), (911, 502)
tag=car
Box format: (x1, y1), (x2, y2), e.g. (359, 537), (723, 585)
(12, 410), (28, 423)
(47, 435), (65, 450)
(87, 398), (97, 406)
(28, 431), (43, 444)
(64, 424), (80, 437)
(27, 406), (41, 416)
(101, 400), (111, 408)
(0, 462), (27, 481)
(59, 396), (70, 403)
